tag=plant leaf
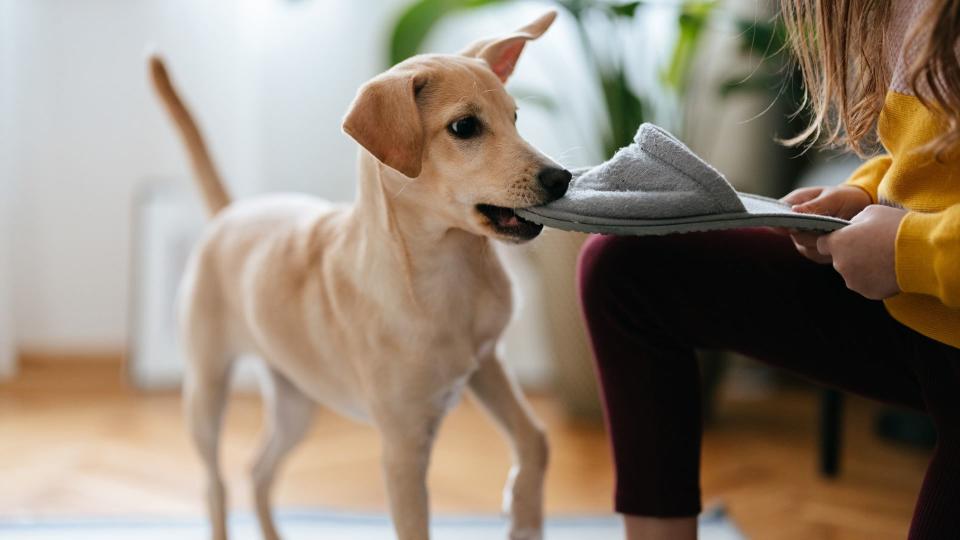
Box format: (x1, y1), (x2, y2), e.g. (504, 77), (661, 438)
(718, 73), (780, 97)
(734, 18), (787, 56)
(661, 1), (716, 95)
(608, 1), (642, 18)
(388, 0), (510, 66)
(599, 70), (645, 157)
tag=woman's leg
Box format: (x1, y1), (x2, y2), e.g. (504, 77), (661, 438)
(909, 349), (960, 539)
(577, 229), (929, 536)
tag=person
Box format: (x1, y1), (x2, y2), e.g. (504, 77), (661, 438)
(577, 1), (960, 538)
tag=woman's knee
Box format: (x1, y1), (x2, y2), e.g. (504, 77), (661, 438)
(578, 235), (623, 303)
(577, 234), (696, 346)
(578, 235), (644, 316)
(577, 234), (692, 311)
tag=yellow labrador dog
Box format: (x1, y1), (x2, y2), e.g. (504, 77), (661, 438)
(149, 11), (568, 540)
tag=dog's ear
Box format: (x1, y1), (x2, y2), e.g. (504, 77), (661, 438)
(460, 10), (556, 83)
(342, 71), (425, 178)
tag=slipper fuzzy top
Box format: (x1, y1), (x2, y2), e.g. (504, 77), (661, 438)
(539, 123), (745, 218)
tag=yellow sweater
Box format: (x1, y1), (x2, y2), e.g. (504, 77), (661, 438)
(845, 91), (960, 348)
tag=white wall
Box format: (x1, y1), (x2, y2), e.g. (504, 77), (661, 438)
(4, 0), (404, 352)
(243, 0), (399, 198)
(6, 0), (238, 351)
(0, 0), (17, 375)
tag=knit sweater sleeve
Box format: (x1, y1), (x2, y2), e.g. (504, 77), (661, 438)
(896, 205), (960, 307)
(843, 155), (892, 203)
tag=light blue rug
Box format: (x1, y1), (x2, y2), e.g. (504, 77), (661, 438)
(0, 509), (744, 539)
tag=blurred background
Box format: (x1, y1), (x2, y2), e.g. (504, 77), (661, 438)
(0, 0), (937, 538)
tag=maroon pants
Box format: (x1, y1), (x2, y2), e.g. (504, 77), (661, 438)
(577, 229), (960, 539)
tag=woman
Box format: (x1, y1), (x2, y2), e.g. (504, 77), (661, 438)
(578, 1), (960, 538)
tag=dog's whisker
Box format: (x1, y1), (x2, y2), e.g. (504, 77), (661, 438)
(554, 146), (583, 160)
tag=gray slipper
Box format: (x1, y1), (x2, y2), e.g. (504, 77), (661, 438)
(516, 123), (849, 236)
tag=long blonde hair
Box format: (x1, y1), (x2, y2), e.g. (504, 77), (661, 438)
(781, 0), (960, 157)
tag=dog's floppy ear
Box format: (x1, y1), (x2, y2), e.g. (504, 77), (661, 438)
(460, 10), (556, 83)
(342, 71), (425, 178)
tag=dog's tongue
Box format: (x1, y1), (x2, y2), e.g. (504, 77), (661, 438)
(489, 206), (521, 228)
(500, 212), (521, 228)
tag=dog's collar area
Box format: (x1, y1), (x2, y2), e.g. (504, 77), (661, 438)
(476, 203), (543, 240)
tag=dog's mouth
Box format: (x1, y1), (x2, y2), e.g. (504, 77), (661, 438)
(476, 204), (543, 241)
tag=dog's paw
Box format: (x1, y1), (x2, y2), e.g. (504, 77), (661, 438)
(509, 527), (543, 540)
(501, 465), (519, 515)
(502, 464), (545, 538)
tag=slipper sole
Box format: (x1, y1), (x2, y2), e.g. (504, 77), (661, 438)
(517, 193), (849, 236)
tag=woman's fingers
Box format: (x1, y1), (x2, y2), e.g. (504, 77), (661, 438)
(791, 231), (820, 248)
(795, 244), (833, 264)
(791, 232), (832, 264)
(781, 186), (823, 206)
(781, 187), (870, 261)
(791, 191), (836, 215)
(788, 185), (872, 219)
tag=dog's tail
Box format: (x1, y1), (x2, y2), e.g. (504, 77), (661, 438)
(148, 55), (231, 216)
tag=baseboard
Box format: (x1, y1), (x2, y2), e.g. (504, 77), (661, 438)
(17, 349), (126, 368)
(0, 349), (15, 381)
(1, 349), (130, 393)
(0, 349), (126, 382)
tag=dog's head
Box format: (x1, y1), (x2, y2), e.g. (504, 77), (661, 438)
(342, 11), (569, 243)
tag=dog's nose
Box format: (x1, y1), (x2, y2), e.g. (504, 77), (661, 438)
(538, 167), (572, 200)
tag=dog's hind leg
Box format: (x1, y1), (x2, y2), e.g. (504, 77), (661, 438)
(181, 281), (234, 540)
(251, 366), (315, 540)
(468, 354), (549, 540)
(183, 345), (233, 540)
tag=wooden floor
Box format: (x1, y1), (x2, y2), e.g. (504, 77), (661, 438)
(0, 358), (932, 539)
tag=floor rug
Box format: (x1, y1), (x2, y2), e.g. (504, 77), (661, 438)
(0, 508), (744, 539)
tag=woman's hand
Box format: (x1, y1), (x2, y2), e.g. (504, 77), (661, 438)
(782, 185), (872, 219)
(780, 185), (873, 263)
(815, 205), (907, 300)
(778, 186), (904, 299)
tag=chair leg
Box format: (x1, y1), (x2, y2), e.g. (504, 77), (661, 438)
(698, 350), (727, 427)
(819, 388), (844, 478)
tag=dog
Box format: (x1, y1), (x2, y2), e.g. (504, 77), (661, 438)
(149, 11), (569, 540)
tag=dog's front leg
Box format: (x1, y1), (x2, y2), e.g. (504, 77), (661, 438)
(377, 402), (446, 540)
(469, 353), (548, 540)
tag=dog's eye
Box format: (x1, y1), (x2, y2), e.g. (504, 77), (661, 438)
(448, 116), (480, 139)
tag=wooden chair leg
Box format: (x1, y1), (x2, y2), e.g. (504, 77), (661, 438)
(819, 388), (844, 478)
(698, 350), (727, 427)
